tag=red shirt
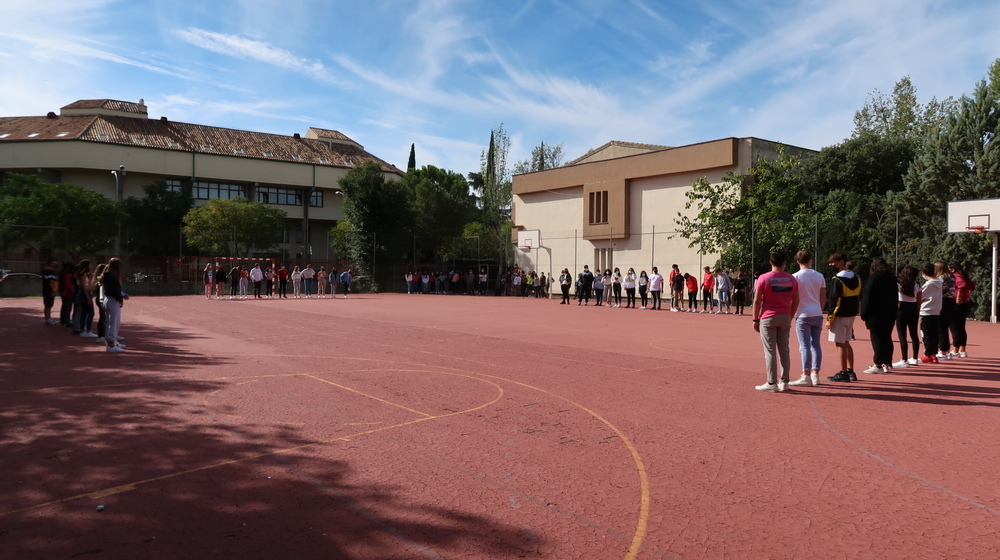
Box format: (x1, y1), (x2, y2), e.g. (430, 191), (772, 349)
(685, 276), (698, 292)
(754, 270), (798, 319)
(277, 268), (288, 280)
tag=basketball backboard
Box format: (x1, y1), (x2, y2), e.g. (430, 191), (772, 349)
(517, 229), (540, 250)
(947, 198), (1000, 233)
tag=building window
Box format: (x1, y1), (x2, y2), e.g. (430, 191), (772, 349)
(165, 179), (184, 193)
(309, 190), (323, 208)
(589, 190), (609, 225)
(192, 181), (244, 200)
(256, 186), (301, 206)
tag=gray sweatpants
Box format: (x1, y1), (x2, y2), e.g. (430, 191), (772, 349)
(760, 314), (792, 385)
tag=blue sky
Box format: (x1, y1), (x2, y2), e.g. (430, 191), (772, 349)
(2, 0), (998, 176)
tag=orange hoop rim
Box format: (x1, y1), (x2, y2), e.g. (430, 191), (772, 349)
(967, 225), (987, 234)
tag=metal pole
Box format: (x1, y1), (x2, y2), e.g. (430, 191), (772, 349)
(895, 209), (899, 272)
(992, 231), (998, 324)
(651, 225), (655, 270)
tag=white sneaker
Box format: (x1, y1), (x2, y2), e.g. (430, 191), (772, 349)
(936, 352), (950, 360)
(891, 360), (909, 368)
(755, 383), (777, 392)
(106, 345), (125, 353)
(958, 351), (968, 358)
(79, 332), (98, 338)
(863, 365), (885, 374)
(948, 352), (960, 359)
(788, 375), (813, 386)
(907, 358), (920, 365)
(810, 373), (820, 386)
(777, 381), (788, 392)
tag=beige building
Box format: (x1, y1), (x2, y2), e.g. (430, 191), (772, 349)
(0, 98), (403, 258)
(511, 137), (814, 280)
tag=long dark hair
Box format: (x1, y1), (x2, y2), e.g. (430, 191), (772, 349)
(870, 257), (892, 277)
(897, 265), (919, 297)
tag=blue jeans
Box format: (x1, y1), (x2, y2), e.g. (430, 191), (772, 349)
(796, 315), (824, 372)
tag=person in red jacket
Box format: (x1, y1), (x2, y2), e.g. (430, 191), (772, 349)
(685, 273), (698, 312)
(701, 266), (716, 313)
(277, 265), (289, 299)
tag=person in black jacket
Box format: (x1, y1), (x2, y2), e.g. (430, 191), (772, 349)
(825, 252), (861, 382)
(860, 258), (897, 374)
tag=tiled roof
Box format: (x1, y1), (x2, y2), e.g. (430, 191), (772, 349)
(62, 99), (148, 115)
(567, 140), (672, 166)
(0, 102), (402, 174)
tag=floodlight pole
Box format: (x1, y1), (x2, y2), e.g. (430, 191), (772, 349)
(111, 165), (125, 256)
(992, 232), (998, 324)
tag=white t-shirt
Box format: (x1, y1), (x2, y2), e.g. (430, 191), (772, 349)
(793, 267), (826, 317)
(623, 273), (636, 289)
(898, 282), (920, 303)
(649, 273), (664, 291)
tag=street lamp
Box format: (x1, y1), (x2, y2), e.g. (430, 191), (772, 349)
(111, 165), (125, 256)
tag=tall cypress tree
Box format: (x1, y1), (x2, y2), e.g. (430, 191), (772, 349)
(407, 143), (416, 172)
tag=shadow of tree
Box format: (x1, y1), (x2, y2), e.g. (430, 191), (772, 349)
(0, 306), (539, 559)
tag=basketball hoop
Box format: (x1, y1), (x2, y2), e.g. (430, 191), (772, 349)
(522, 240), (533, 251)
(967, 225), (987, 234)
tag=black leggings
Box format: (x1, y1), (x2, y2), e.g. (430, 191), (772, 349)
(639, 285), (648, 307)
(938, 298), (955, 352)
(561, 284), (570, 303)
(921, 315), (940, 357)
(613, 284), (622, 305)
(688, 291), (697, 308)
(951, 301), (970, 347)
(734, 292), (746, 314)
(869, 319), (895, 366)
(625, 287), (636, 307)
(895, 302), (919, 360)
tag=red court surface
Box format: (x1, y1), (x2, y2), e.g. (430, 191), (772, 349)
(1, 293), (998, 559)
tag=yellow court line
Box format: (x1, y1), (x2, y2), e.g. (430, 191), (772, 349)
(1, 369), (506, 519)
(302, 374), (433, 418)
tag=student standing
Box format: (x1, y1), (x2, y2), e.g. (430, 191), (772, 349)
(203, 262), (215, 299)
(317, 266), (328, 298)
(892, 266), (922, 367)
(277, 265), (289, 298)
(860, 257), (898, 374)
(733, 271), (748, 315)
(239, 266), (249, 299)
(340, 268), (353, 297)
(685, 273), (698, 312)
(291, 266), (303, 298)
(42, 259), (59, 325)
(229, 266), (240, 299)
(578, 265), (594, 305)
(789, 251), (826, 387)
(559, 268), (572, 304)
(825, 253), (861, 382)
(948, 261), (974, 357)
(101, 257), (129, 353)
(637, 271), (649, 309)
(264, 267), (275, 298)
(701, 266), (715, 313)
(214, 264), (227, 299)
(249, 263), (264, 299)
(715, 268), (732, 314)
(611, 267), (623, 307)
(753, 251), (799, 392)
(623, 268), (637, 308)
(649, 267), (664, 310)
(670, 270), (685, 312)
(302, 264), (315, 298)
(919, 263), (943, 363)
(593, 269), (605, 307)
(59, 261), (76, 328)
(934, 261), (955, 360)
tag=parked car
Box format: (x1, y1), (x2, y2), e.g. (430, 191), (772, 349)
(0, 272), (42, 283)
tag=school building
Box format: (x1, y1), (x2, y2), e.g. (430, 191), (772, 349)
(0, 98), (403, 259)
(510, 137), (815, 280)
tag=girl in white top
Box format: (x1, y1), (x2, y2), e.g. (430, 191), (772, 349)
(623, 268), (637, 308)
(637, 271), (649, 309)
(291, 266), (303, 298)
(611, 267), (623, 307)
(789, 250), (827, 387)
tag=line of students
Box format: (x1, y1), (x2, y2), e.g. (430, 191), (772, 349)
(41, 257), (128, 353)
(204, 263), (354, 300)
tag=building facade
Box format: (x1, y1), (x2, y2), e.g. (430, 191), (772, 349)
(0, 98), (403, 259)
(510, 137), (814, 280)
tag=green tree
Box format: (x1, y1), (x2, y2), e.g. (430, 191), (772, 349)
(896, 68), (999, 318)
(477, 124), (513, 266)
(123, 181), (194, 255)
(328, 220), (351, 259)
(853, 76), (956, 141)
(673, 147), (809, 273)
(407, 143), (416, 172)
(511, 141), (564, 175)
(338, 160), (413, 283)
(0, 172), (126, 258)
(182, 197), (286, 256)
(404, 165), (477, 262)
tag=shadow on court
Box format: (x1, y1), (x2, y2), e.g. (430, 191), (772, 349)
(0, 306), (534, 559)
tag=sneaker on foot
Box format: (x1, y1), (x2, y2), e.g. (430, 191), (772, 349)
(847, 370), (857, 381)
(908, 358), (920, 365)
(106, 345), (125, 353)
(777, 381), (788, 392)
(79, 332), (98, 338)
(958, 351), (968, 358)
(755, 383), (778, 392)
(810, 373), (820, 385)
(920, 354), (935, 364)
(891, 360), (910, 368)
(863, 365), (885, 374)
(936, 352), (949, 360)
(827, 371), (851, 382)
(789, 375), (813, 386)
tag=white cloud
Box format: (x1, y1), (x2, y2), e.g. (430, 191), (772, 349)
(175, 28), (337, 84)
